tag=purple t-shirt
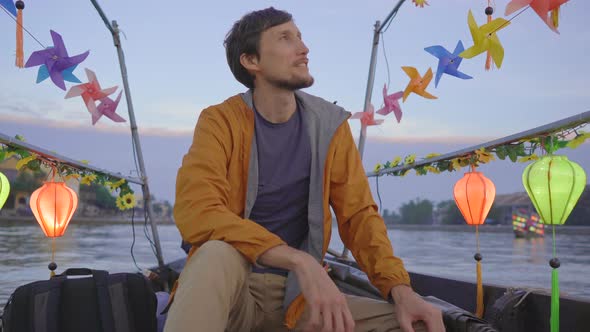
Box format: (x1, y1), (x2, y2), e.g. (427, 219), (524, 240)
(250, 105), (311, 275)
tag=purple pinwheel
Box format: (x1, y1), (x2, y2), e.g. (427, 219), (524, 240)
(424, 40), (473, 88)
(25, 30), (89, 90)
(376, 84), (404, 123)
(92, 92), (126, 125)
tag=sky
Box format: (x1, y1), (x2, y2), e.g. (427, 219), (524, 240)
(0, 0), (589, 209)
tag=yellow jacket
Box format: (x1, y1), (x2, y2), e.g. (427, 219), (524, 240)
(174, 90), (410, 328)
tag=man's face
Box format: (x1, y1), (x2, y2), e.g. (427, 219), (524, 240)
(253, 21), (314, 90)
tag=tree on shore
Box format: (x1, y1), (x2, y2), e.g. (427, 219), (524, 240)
(399, 198), (433, 224)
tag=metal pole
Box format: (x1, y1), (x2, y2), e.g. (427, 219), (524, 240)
(357, 0), (407, 159)
(344, 0), (407, 259)
(356, 21), (381, 160)
(0, 132), (143, 185)
(90, 0), (165, 269)
(341, 21), (381, 259)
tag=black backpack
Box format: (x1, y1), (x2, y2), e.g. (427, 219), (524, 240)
(1, 268), (157, 332)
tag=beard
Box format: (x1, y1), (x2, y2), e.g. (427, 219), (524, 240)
(270, 73), (315, 91)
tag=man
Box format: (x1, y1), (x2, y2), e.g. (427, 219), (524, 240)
(165, 7), (444, 332)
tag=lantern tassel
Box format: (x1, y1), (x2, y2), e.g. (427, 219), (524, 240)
(475, 225), (484, 318)
(15, 6), (24, 68)
(551, 7), (560, 29)
(551, 267), (559, 332)
(476, 260), (484, 318)
(550, 225), (560, 332)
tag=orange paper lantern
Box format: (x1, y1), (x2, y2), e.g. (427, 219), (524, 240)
(30, 181), (78, 237)
(453, 170), (496, 225)
(453, 167), (496, 318)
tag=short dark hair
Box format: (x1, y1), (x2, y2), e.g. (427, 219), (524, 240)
(224, 7), (292, 89)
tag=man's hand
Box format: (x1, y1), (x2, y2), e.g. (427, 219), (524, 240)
(258, 246), (354, 332)
(391, 285), (445, 332)
(293, 252), (355, 332)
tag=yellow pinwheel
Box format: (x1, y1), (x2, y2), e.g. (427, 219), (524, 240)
(459, 10), (511, 68)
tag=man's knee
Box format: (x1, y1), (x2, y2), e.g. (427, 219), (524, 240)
(186, 240), (249, 273)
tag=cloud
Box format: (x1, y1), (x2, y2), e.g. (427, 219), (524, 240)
(0, 113), (194, 138)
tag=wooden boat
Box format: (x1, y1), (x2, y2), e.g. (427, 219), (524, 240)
(147, 252), (590, 332)
(2, 2), (589, 330)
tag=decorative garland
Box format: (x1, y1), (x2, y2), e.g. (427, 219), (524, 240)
(373, 127), (590, 176)
(0, 135), (136, 211)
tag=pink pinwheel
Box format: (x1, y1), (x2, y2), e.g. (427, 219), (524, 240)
(505, 0), (569, 33)
(350, 104), (384, 135)
(65, 68), (118, 115)
(92, 92), (126, 125)
(376, 84), (404, 123)
(24, 30), (89, 90)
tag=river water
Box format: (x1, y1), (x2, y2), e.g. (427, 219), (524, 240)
(2, 221), (589, 311)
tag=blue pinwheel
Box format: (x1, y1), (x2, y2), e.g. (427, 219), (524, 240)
(0, 0), (16, 16)
(37, 63), (82, 84)
(424, 40), (473, 88)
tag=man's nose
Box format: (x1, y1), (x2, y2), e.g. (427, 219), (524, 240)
(298, 40), (309, 55)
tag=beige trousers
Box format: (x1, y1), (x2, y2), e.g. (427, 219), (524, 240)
(164, 241), (427, 332)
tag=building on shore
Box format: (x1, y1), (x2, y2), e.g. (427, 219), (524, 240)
(0, 157), (173, 223)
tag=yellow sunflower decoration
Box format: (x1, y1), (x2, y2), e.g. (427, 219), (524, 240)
(116, 193), (136, 211)
(412, 0), (429, 8)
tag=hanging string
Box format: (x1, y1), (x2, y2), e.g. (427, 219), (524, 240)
(131, 130), (158, 259)
(378, 4), (399, 107)
(552, 224), (556, 258)
(488, 5), (530, 36)
(381, 33), (391, 90)
(50, 238), (56, 277)
(375, 175), (382, 213)
(476, 224), (481, 253)
(130, 203), (142, 272)
(50, 165), (58, 277)
(0, 4), (46, 49)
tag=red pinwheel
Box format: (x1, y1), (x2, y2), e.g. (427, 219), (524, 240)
(350, 104), (384, 135)
(65, 68), (118, 115)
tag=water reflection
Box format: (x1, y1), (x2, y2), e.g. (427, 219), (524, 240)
(513, 237), (546, 264)
(1, 222), (589, 311)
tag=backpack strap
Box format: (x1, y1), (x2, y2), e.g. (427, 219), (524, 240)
(43, 278), (64, 332)
(60, 268), (116, 332)
(91, 270), (116, 332)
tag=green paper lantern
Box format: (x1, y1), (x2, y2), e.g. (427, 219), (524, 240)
(0, 171), (9, 210)
(522, 155), (586, 225)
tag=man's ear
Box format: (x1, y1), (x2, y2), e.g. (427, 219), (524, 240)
(240, 53), (260, 75)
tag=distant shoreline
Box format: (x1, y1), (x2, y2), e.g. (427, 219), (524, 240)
(0, 215), (175, 226)
(2, 216), (589, 235)
(385, 224), (590, 235)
